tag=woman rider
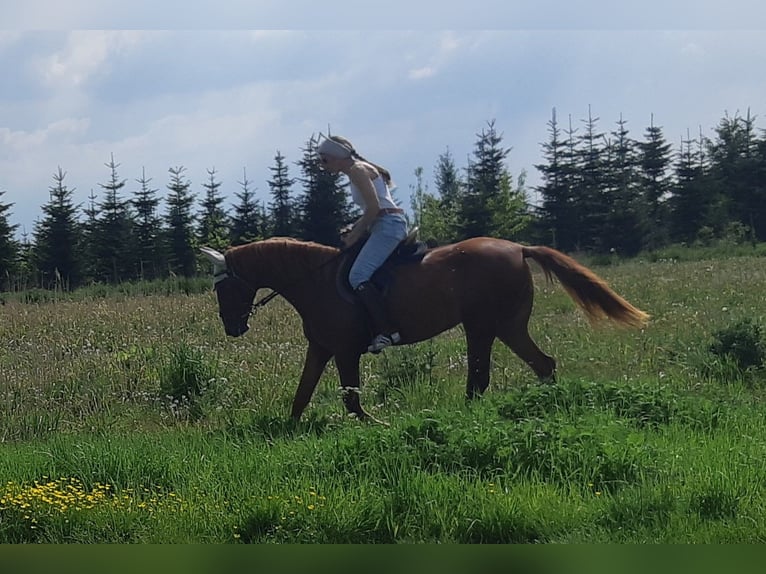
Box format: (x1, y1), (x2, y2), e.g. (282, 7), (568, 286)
(316, 134), (408, 353)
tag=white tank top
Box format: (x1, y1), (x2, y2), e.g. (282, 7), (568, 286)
(349, 173), (399, 212)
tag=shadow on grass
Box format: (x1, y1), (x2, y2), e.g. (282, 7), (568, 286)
(222, 411), (335, 443)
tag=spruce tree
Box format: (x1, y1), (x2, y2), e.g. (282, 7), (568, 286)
(601, 114), (642, 255)
(297, 136), (352, 246)
(637, 115), (673, 250)
(560, 115), (583, 250)
(755, 125), (766, 242)
(32, 167), (83, 289)
(197, 167), (229, 251)
(0, 188), (19, 290)
(575, 107), (609, 252)
(707, 110), (765, 241)
(409, 166), (454, 245)
(668, 128), (710, 242)
(268, 151), (297, 237)
(230, 167), (263, 245)
(80, 189), (99, 283)
(458, 120), (513, 239)
(16, 228), (33, 291)
(163, 166), (197, 277)
(434, 147), (463, 210)
(430, 148), (462, 243)
(536, 108), (576, 249)
(93, 154), (135, 283)
(132, 167), (165, 280)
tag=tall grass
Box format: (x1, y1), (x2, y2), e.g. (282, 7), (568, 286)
(1, 253), (765, 542)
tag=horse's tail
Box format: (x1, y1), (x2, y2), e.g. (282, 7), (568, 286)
(521, 245), (649, 328)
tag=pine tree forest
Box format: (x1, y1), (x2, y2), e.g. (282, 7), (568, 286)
(1, 109), (765, 292)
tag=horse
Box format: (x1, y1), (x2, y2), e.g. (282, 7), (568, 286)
(200, 237), (649, 423)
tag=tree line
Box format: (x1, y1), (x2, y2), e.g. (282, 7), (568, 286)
(413, 109), (766, 256)
(0, 136), (353, 291)
(1, 109), (764, 292)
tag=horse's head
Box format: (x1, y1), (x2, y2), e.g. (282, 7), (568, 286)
(200, 247), (256, 337)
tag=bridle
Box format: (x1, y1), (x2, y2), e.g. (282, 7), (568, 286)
(214, 247), (348, 321)
(213, 269), (278, 323)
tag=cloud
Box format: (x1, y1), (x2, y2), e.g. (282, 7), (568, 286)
(408, 67), (436, 80)
(405, 31), (468, 81)
(37, 31), (148, 90)
(0, 118), (90, 151)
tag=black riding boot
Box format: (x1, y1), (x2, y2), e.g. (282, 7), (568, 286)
(354, 281), (401, 353)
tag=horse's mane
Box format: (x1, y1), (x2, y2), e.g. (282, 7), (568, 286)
(227, 237), (340, 280)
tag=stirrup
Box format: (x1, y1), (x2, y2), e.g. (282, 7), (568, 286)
(367, 332), (401, 354)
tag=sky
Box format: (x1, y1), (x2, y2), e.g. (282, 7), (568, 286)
(2, 1), (766, 238)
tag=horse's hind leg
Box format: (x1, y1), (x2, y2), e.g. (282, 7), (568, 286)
(497, 302), (556, 382)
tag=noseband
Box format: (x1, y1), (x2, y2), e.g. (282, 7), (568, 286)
(214, 269), (278, 322)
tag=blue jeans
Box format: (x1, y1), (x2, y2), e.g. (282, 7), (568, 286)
(348, 213), (408, 289)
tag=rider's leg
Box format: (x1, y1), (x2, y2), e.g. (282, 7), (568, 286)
(348, 214), (407, 353)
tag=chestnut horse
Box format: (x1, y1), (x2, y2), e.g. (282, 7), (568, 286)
(201, 237), (648, 422)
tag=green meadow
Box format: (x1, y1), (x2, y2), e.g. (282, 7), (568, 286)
(1, 250), (765, 543)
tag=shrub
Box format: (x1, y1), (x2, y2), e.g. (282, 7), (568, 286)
(158, 343), (220, 420)
(709, 319), (766, 373)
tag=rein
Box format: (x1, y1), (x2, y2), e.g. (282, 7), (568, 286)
(251, 289), (280, 311)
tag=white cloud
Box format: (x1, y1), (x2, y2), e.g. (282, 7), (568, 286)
(404, 31), (470, 81)
(37, 31), (148, 90)
(408, 67), (436, 80)
(0, 118), (90, 151)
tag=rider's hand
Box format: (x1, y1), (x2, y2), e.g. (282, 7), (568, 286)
(341, 232), (355, 248)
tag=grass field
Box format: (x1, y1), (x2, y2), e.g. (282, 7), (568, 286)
(1, 251), (765, 542)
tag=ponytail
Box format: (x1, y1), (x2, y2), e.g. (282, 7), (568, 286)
(326, 135), (393, 186)
(352, 153), (392, 186)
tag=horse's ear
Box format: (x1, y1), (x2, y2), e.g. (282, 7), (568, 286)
(200, 246), (227, 273)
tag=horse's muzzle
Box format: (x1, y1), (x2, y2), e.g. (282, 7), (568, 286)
(225, 323), (250, 337)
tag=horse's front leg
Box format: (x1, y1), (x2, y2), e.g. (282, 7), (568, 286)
(334, 352), (388, 425)
(464, 325), (495, 400)
(290, 341), (333, 420)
